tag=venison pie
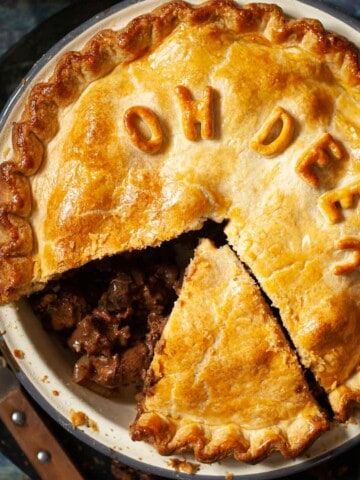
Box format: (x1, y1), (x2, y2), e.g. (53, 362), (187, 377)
(0, 0), (360, 463)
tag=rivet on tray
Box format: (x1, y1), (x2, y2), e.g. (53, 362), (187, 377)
(37, 450), (51, 463)
(11, 410), (25, 426)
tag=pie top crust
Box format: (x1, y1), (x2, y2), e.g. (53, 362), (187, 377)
(2, 0), (360, 300)
(132, 239), (329, 462)
(0, 0), (360, 449)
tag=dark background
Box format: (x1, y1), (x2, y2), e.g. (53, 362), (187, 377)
(0, 1), (360, 479)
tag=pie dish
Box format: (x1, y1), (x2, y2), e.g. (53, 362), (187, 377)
(0, 0), (359, 474)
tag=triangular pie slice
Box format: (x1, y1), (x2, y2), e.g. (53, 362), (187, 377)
(131, 239), (329, 462)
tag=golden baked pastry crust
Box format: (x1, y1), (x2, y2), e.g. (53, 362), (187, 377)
(2, 0), (360, 301)
(0, 0), (360, 456)
(132, 239), (329, 462)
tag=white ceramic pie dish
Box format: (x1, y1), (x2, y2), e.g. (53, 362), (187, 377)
(0, 1), (359, 478)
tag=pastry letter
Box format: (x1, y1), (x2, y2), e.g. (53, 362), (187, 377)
(333, 236), (360, 275)
(319, 178), (360, 223)
(250, 106), (294, 156)
(296, 133), (344, 188)
(175, 85), (214, 141)
(124, 106), (163, 154)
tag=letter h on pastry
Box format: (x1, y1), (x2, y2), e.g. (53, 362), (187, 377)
(175, 85), (214, 141)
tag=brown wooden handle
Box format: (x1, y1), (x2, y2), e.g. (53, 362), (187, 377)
(0, 388), (83, 480)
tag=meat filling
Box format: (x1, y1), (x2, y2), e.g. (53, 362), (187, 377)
(29, 221), (227, 393)
(30, 245), (182, 392)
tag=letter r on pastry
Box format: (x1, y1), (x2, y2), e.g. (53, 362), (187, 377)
(250, 106), (294, 157)
(175, 85), (214, 141)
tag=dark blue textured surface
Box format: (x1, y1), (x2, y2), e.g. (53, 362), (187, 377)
(0, 451), (29, 479)
(325, 0), (360, 16)
(0, 0), (73, 57)
(0, 1), (359, 479)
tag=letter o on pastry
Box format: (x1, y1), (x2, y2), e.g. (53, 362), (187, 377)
(124, 106), (163, 154)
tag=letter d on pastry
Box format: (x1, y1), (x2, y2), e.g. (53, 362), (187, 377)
(250, 106), (294, 157)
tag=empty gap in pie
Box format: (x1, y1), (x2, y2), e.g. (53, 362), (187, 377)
(304, 368), (334, 420)
(233, 255), (334, 419)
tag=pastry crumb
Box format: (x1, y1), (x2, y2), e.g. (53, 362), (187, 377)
(168, 458), (200, 474)
(70, 409), (98, 432)
(225, 474), (234, 480)
(70, 410), (88, 428)
(52, 390), (59, 396)
(13, 349), (24, 359)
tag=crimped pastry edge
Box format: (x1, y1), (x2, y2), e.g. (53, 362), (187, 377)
(1, 0), (360, 303)
(330, 377), (360, 421)
(131, 409), (329, 463)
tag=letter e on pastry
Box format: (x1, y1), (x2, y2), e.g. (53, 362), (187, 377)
(296, 133), (344, 188)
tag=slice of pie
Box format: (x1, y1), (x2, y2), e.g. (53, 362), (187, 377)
(0, 0), (359, 460)
(132, 239), (329, 462)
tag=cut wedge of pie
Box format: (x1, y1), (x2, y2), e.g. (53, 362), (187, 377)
(0, 0), (359, 462)
(131, 239), (329, 462)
